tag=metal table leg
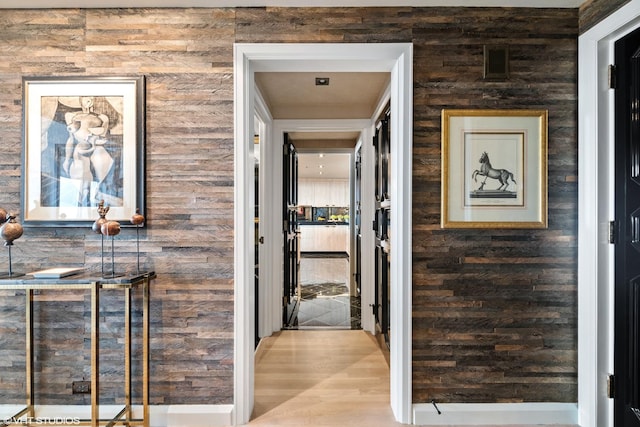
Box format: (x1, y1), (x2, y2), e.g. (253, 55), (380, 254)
(26, 289), (34, 419)
(91, 282), (99, 427)
(125, 287), (132, 424)
(143, 275), (150, 427)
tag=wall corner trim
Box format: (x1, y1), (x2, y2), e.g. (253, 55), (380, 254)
(412, 402), (578, 425)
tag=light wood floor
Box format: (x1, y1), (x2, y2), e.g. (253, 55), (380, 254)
(242, 330), (578, 427)
(245, 330), (397, 426)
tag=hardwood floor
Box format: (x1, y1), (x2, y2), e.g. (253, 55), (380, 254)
(242, 330), (578, 427)
(245, 330), (397, 426)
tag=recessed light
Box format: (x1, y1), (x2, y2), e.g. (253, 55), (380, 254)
(315, 77), (330, 86)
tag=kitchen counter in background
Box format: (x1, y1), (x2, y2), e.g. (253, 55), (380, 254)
(299, 223), (349, 255)
(298, 221), (349, 226)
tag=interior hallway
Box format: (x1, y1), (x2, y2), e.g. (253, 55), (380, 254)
(244, 330), (579, 427)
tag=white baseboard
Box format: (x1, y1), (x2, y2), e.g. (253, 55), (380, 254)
(0, 404), (234, 427)
(166, 404), (233, 427)
(413, 402), (579, 425)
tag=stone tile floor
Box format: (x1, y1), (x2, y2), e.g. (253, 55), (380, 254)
(289, 254), (361, 330)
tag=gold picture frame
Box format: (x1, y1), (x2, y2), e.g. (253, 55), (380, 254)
(441, 109), (548, 229)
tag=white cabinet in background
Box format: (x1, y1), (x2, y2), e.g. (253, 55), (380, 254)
(299, 224), (349, 254)
(298, 179), (315, 206)
(313, 181), (332, 206)
(299, 179), (349, 206)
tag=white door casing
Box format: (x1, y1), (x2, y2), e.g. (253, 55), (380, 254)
(578, 3), (640, 427)
(233, 42), (413, 425)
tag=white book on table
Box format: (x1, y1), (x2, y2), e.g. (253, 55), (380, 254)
(29, 267), (84, 279)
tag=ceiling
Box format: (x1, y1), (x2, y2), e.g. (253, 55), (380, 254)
(255, 74), (368, 179)
(1, 0), (585, 7)
(256, 72), (390, 120)
(299, 153), (351, 180)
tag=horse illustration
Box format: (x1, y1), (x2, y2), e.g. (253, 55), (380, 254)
(471, 151), (516, 191)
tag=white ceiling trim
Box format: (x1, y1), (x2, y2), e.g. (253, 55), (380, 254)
(4, 0), (584, 8)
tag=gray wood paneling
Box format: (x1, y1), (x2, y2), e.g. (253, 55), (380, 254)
(411, 7), (578, 403)
(0, 6), (578, 407)
(236, 6), (578, 404)
(580, 0), (631, 33)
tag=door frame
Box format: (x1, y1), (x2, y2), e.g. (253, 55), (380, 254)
(272, 119), (374, 336)
(233, 43), (413, 425)
(579, 3), (640, 427)
(294, 146), (359, 301)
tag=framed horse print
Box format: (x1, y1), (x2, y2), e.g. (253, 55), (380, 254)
(441, 109), (548, 229)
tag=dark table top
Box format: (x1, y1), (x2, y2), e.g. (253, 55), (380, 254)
(0, 270), (156, 289)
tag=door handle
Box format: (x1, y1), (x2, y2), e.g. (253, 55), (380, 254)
(259, 236), (265, 244)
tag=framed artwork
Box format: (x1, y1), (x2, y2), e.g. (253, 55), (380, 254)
(441, 109), (548, 229)
(22, 76), (145, 227)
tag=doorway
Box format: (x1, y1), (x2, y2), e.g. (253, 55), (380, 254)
(291, 149), (359, 330)
(233, 43), (413, 425)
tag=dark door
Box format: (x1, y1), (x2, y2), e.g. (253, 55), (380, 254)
(614, 26), (640, 427)
(373, 105), (391, 347)
(283, 134), (300, 327)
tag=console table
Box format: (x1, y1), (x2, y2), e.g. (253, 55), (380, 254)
(0, 271), (155, 427)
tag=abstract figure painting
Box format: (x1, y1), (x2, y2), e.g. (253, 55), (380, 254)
(21, 76), (145, 227)
(441, 109), (548, 229)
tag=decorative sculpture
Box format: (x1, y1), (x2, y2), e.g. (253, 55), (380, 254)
(91, 202), (144, 277)
(92, 200), (109, 233)
(0, 213), (23, 277)
(130, 208), (145, 273)
(92, 200), (109, 276)
(101, 220), (121, 277)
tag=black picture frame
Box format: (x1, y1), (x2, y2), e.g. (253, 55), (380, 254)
(21, 76), (145, 227)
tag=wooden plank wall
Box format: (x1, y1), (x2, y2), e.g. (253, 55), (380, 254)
(0, 5), (581, 407)
(411, 7), (578, 403)
(0, 8), (237, 405)
(579, 0), (631, 33)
